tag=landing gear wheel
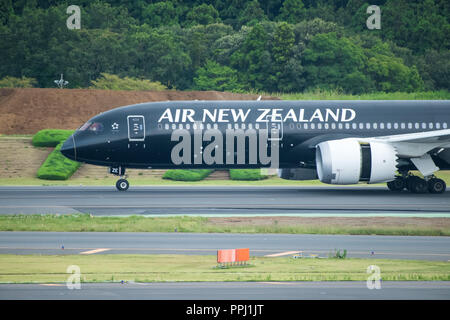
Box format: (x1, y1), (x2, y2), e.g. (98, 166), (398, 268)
(407, 176), (428, 194)
(116, 179), (129, 191)
(428, 178), (446, 194)
(387, 177), (405, 191)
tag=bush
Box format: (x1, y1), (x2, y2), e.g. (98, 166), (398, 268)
(90, 73), (167, 91)
(229, 169), (267, 180)
(37, 142), (81, 180)
(32, 129), (75, 147)
(0, 76), (37, 88)
(162, 169), (214, 181)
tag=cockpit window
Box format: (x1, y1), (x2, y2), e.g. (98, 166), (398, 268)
(78, 121), (104, 132)
(88, 122), (104, 132)
(78, 121), (92, 131)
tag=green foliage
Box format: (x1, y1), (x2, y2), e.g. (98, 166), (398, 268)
(142, 1), (179, 28)
(229, 169), (267, 181)
(36, 142), (81, 180)
(0, 76), (37, 88)
(90, 73), (167, 91)
(32, 129), (75, 147)
(0, 0), (448, 93)
(330, 249), (348, 259)
(162, 169), (214, 181)
(185, 4), (221, 27)
(193, 60), (242, 91)
(277, 0), (306, 24)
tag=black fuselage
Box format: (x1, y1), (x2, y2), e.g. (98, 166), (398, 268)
(61, 100), (450, 170)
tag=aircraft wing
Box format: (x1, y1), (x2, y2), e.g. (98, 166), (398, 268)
(368, 129), (450, 144)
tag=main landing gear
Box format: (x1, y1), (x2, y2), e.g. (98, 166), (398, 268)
(110, 166), (129, 191)
(387, 174), (446, 194)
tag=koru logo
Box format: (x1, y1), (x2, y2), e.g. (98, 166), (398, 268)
(112, 123), (119, 130)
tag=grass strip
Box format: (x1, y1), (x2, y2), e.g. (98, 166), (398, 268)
(279, 89), (450, 100)
(36, 142), (81, 180)
(0, 254), (448, 283)
(1, 215), (449, 236)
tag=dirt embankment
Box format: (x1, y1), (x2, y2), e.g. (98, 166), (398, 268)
(0, 88), (278, 134)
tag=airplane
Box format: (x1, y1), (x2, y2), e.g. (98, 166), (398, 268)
(60, 100), (450, 193)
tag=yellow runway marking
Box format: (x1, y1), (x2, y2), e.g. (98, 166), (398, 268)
(265, 251), (301, 257)
(80, 248), (110, 255)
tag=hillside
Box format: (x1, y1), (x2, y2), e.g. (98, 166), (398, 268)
(0, 88), (277, 134)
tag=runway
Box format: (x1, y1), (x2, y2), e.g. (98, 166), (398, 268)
(0, 186), (449, 216)
(1, 232), (449, 260)
(1, 282), (449, 300)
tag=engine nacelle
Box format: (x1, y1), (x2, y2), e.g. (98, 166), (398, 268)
(315, 139), (398, 185)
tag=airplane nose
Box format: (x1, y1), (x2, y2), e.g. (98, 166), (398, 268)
(60, 135), (77, 161)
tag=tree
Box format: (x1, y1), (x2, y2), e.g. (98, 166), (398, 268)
(238, 0), (267, 27)
(193, 60), (242, 91)
(302, 32), (371, 93)
(142, 1), (179, 28)
(185, 4), (221, 27)
(231, 23), (273, 91)
(277, 0), (306, 24)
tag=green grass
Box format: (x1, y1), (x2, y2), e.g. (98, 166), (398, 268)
(1, 214), (449, 236)
(229, 169), (268, 180)
(162, 169), (214, 181)
(278, 89), (450, 100)
(36, 142), (81, 180)
(0, 254), (448, 283)
(32, 129), (74, 147)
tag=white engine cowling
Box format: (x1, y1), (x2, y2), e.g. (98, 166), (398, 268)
(315, 139), (398, 185)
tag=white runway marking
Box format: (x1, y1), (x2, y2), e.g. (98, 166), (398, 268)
(80, 248), (110, 255)
(265, 251), (301, 257)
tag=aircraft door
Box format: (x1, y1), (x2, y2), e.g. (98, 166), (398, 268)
(266, 114), (283, 141)
(127, 115), (146, 150)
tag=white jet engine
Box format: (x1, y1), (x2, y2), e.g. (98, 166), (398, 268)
(315, 138), (398, 185)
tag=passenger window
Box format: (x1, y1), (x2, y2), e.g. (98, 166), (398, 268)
(387, 123), (392, 129)
(401, 123), (405, 129)
(317, 123), (322, 130)
(444, 123), (448, 129)
(303, 123), (308, 130)
(310, 123), (315, 129)
(436, 123), (441, 129)
(394, 123), (398, 129)
(359, 123), (364, 129)
(366, 123), (371, 129)
(415, 123), (419, 129)
(352, 123), (357, 129)
(408, 123), (412, 129)
(380, 123), (385, 129)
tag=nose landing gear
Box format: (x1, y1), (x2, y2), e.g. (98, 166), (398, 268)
(116, 178), (129, 191)
(110, 166), (129, 191)
(387, 173), (446, 194)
